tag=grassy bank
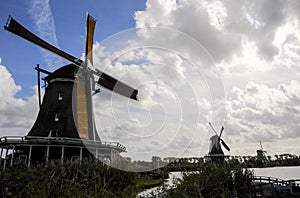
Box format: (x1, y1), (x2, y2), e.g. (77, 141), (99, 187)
(0, 161), (257, 197)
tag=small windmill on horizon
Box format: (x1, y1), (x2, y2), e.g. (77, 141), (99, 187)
(256, 140), (268, 167)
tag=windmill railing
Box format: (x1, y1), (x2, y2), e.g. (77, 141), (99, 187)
(0, 136), (126, 152)
(253, 176), (300, 187)
(0, 136), (127, 170)
(252, 176), (300, 194)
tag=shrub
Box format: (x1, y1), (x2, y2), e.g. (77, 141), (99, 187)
(166, 164), (254, 197)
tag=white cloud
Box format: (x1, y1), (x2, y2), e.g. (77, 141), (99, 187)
(135, 0), (242, 63)
(27, 0), (64, 70)
(134, 0), (300, 72)
(127, 0), (300, 157)
(90, 35), (220, 160)
(0, 63), (39, 136)
(226, 81), (300, 143)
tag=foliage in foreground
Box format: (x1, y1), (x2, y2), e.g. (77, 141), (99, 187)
(166, 164), (254, 198)
(0, 160), (256, 197)
(0, 160), (139, 197)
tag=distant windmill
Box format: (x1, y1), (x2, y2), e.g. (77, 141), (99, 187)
(259, 141), (267, 153)
(207, 122), (230, 163)
(256, 140), (268, 166)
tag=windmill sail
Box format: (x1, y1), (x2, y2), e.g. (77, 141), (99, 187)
(4, 15), (138, 101)
(220, 140), (230, 151)
(77, 13), (97, 140)
(85, 14), (96, 65)
(219, 126), (224, 137)
(76, 78), (90, 139)
(4, 16), (81, 65)
(97, 70), (138, 100)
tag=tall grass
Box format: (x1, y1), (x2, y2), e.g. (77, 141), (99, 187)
(0, 161), (255, 197)
(0, 160), (139, 197)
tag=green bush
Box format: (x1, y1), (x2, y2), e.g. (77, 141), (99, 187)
(166, 164), (254, 197)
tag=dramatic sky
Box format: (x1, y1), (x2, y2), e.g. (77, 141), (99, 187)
(1, 0), (300, 161)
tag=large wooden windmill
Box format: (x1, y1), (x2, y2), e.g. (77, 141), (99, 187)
(0, 13), (138, 169)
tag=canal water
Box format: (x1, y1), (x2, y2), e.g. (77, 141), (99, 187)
(251, 166), (300, 180)
(137, 166), (300, 197)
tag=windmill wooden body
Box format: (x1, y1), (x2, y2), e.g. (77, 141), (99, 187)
(206, 122), (230, 164)
(0, 14), (138, 169)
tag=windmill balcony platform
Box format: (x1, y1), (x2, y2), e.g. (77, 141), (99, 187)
(205, 154), (230, 157)
(0, 136), (126, 169)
